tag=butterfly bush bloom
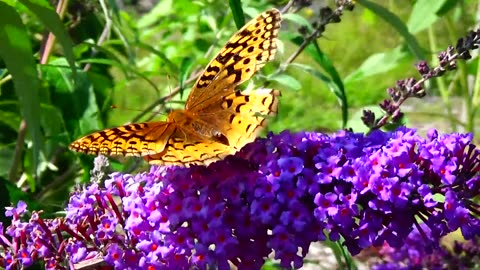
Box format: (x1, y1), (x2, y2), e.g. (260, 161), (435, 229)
(371, 224), (480, 270)
(1, 128), (480, 269)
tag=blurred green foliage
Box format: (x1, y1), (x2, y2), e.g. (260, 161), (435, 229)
(0, 0), (479, 227)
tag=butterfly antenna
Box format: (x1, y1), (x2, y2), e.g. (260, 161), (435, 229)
(166, 74), (173, 113)
(110, 104), (167, 119)
(110, 104), (143, 113)
(145, 75), (173, 120)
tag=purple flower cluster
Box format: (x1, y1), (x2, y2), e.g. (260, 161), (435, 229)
(372, 224), (480, 270)
(1, 128), (480, 269)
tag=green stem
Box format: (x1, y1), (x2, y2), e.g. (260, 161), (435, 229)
(0, 74), (12, 86)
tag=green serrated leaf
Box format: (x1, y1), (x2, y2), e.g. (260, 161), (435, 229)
(0, 2), (42, 179)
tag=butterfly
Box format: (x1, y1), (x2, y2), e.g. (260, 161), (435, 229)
(69, 8), (281, 166)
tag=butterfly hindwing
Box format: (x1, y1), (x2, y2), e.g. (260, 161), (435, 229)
(204, 88), (280, 147)
(144, 140), (231, 166)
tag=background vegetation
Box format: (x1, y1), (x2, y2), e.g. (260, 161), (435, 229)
(0, 0), (479, 266)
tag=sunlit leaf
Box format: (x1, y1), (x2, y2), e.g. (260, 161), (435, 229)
(344, 46), (410, 83)
(357, 0), (424, 59)
(137, 0), (173, 28)
(407, 0), (448, 33)
(269, 74), (302, 91)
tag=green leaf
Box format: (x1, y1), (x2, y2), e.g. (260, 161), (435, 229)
(269, 74), (302, 91)
(261, 259), (282, 269)
(0, 2), (42, 178)
(0, 102), (21, 131)
(357, 0), (425, 59)
(344, 46), (410, 83)
(17, 0), (76, 76)
(407, 0), (448, 33)
(137, 0), (173, 28)
(42, 58), (99, 138)
(282, 13), (314, 32)
(289, 37), (348, 127)
(229, 0), (245, 29)
(437, 0), (460, 15)
(40, 103), (68, 155)
(323, 235), (357, 270)
(136, 42), (179, 75)
(78, 58), (161, 95)
(288, 63), (348, 126)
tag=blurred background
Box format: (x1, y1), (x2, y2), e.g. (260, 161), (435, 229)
(0, 0), (478, 222)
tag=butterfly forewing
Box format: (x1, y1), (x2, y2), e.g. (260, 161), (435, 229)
(185, 8), (281, 111)
(69, 122), (174, 156)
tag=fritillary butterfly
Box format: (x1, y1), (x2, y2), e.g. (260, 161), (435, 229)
(70, 8), (281, 166)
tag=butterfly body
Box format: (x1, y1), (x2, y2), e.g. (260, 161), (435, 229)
(168, 109), (229, 145)
(70, 9), (282, 166)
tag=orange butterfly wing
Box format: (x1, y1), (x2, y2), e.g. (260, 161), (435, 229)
(145, 88), (280, 165)
(144, 9), (282, 165)
(70, 9), (282, 166)
(69, 122), (175, 156)
(186, 8), (281, 111)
